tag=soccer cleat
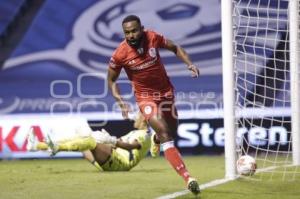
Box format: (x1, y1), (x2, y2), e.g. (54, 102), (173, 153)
(150, 133), (160, 157)
(26, 128), (37, 151)
(187, 178), (200, 195)
(45, 134), (58, 156)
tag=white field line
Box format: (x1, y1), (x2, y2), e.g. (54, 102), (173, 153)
(155, 178), (235, 199)
(155, 164), (294, 199)
(256, 164), (294, 173)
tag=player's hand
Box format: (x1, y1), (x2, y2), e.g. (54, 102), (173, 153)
(119, 101), (131, 119)
(91, 131), (117, 145)
(188, 64), (200, 78)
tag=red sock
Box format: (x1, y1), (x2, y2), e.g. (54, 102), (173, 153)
(162, 141), (190, 183)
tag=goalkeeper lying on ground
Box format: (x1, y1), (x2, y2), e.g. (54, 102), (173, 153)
(26, 114), (160, 171)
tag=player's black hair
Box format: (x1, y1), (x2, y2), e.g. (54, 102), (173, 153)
(122, 15), (141, 25)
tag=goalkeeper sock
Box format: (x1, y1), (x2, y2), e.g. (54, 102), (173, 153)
(90, 160), (101, 171)
(162, 141), (190, 183)
(58, 136), (97, 152)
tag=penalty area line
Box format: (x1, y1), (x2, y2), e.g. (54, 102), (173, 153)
(155, 178), (235, 199)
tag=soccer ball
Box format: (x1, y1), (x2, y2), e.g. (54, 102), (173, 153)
(236, 155), (257, 176)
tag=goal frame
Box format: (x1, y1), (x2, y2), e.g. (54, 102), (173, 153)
(221, 0), (300, 178)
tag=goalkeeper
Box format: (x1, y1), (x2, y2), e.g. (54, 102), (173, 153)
(27, 114), (160, 171)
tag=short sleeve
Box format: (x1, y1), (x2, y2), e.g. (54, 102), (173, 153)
(108, 53), (122, 72)
(154, 32), (167, 48)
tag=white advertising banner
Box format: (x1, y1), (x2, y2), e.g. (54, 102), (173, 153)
(0, 115), (91, 159)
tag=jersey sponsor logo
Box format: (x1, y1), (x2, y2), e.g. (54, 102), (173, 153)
(130, 57), (158, 71)
(128, 60), (136, 65)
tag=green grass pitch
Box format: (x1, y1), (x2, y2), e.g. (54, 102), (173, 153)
(0, 156), (300, 199)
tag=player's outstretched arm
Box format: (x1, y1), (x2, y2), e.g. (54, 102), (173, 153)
(91, 130), (141, 150)
(164, 39), (200, 78)
(107, 67), (130, 119)
(116, 139), (141, 150)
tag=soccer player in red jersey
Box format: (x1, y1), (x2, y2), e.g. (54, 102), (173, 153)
(107, 15), (200, 195)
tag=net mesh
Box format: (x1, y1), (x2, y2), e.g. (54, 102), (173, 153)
(232, 0), (300, 180)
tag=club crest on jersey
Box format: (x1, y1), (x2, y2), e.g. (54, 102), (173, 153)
(148, 48), (156, 58)
(144, 105), (152, 115)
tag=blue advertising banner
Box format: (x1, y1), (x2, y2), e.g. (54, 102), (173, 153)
(0, 0), (223, 115)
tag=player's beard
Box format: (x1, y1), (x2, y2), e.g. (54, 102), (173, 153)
(127, 33), (144, 49)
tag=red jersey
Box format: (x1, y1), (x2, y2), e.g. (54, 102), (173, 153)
(109, 30), (174, 101)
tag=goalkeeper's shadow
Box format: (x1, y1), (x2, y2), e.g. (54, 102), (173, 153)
(127, 168), (169, 173)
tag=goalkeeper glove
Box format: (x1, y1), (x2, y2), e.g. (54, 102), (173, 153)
(91, 130), (117, 146)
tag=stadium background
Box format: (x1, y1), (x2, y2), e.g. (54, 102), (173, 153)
(0, 0), (289, 159)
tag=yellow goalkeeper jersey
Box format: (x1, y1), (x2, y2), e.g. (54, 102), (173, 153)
(101, 129), (151, 171)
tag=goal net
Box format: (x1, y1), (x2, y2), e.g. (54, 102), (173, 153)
(222, 0), (300, 179)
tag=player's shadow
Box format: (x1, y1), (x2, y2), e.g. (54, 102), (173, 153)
(130, 168), (169, 173)
(99, 168), (168, 173)
(48, 168), (93, 174)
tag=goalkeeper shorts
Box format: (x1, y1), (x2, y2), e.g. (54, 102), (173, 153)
(101, 148), (138, 171)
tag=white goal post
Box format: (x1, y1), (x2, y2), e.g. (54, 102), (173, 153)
(222, 0), (300, 179)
